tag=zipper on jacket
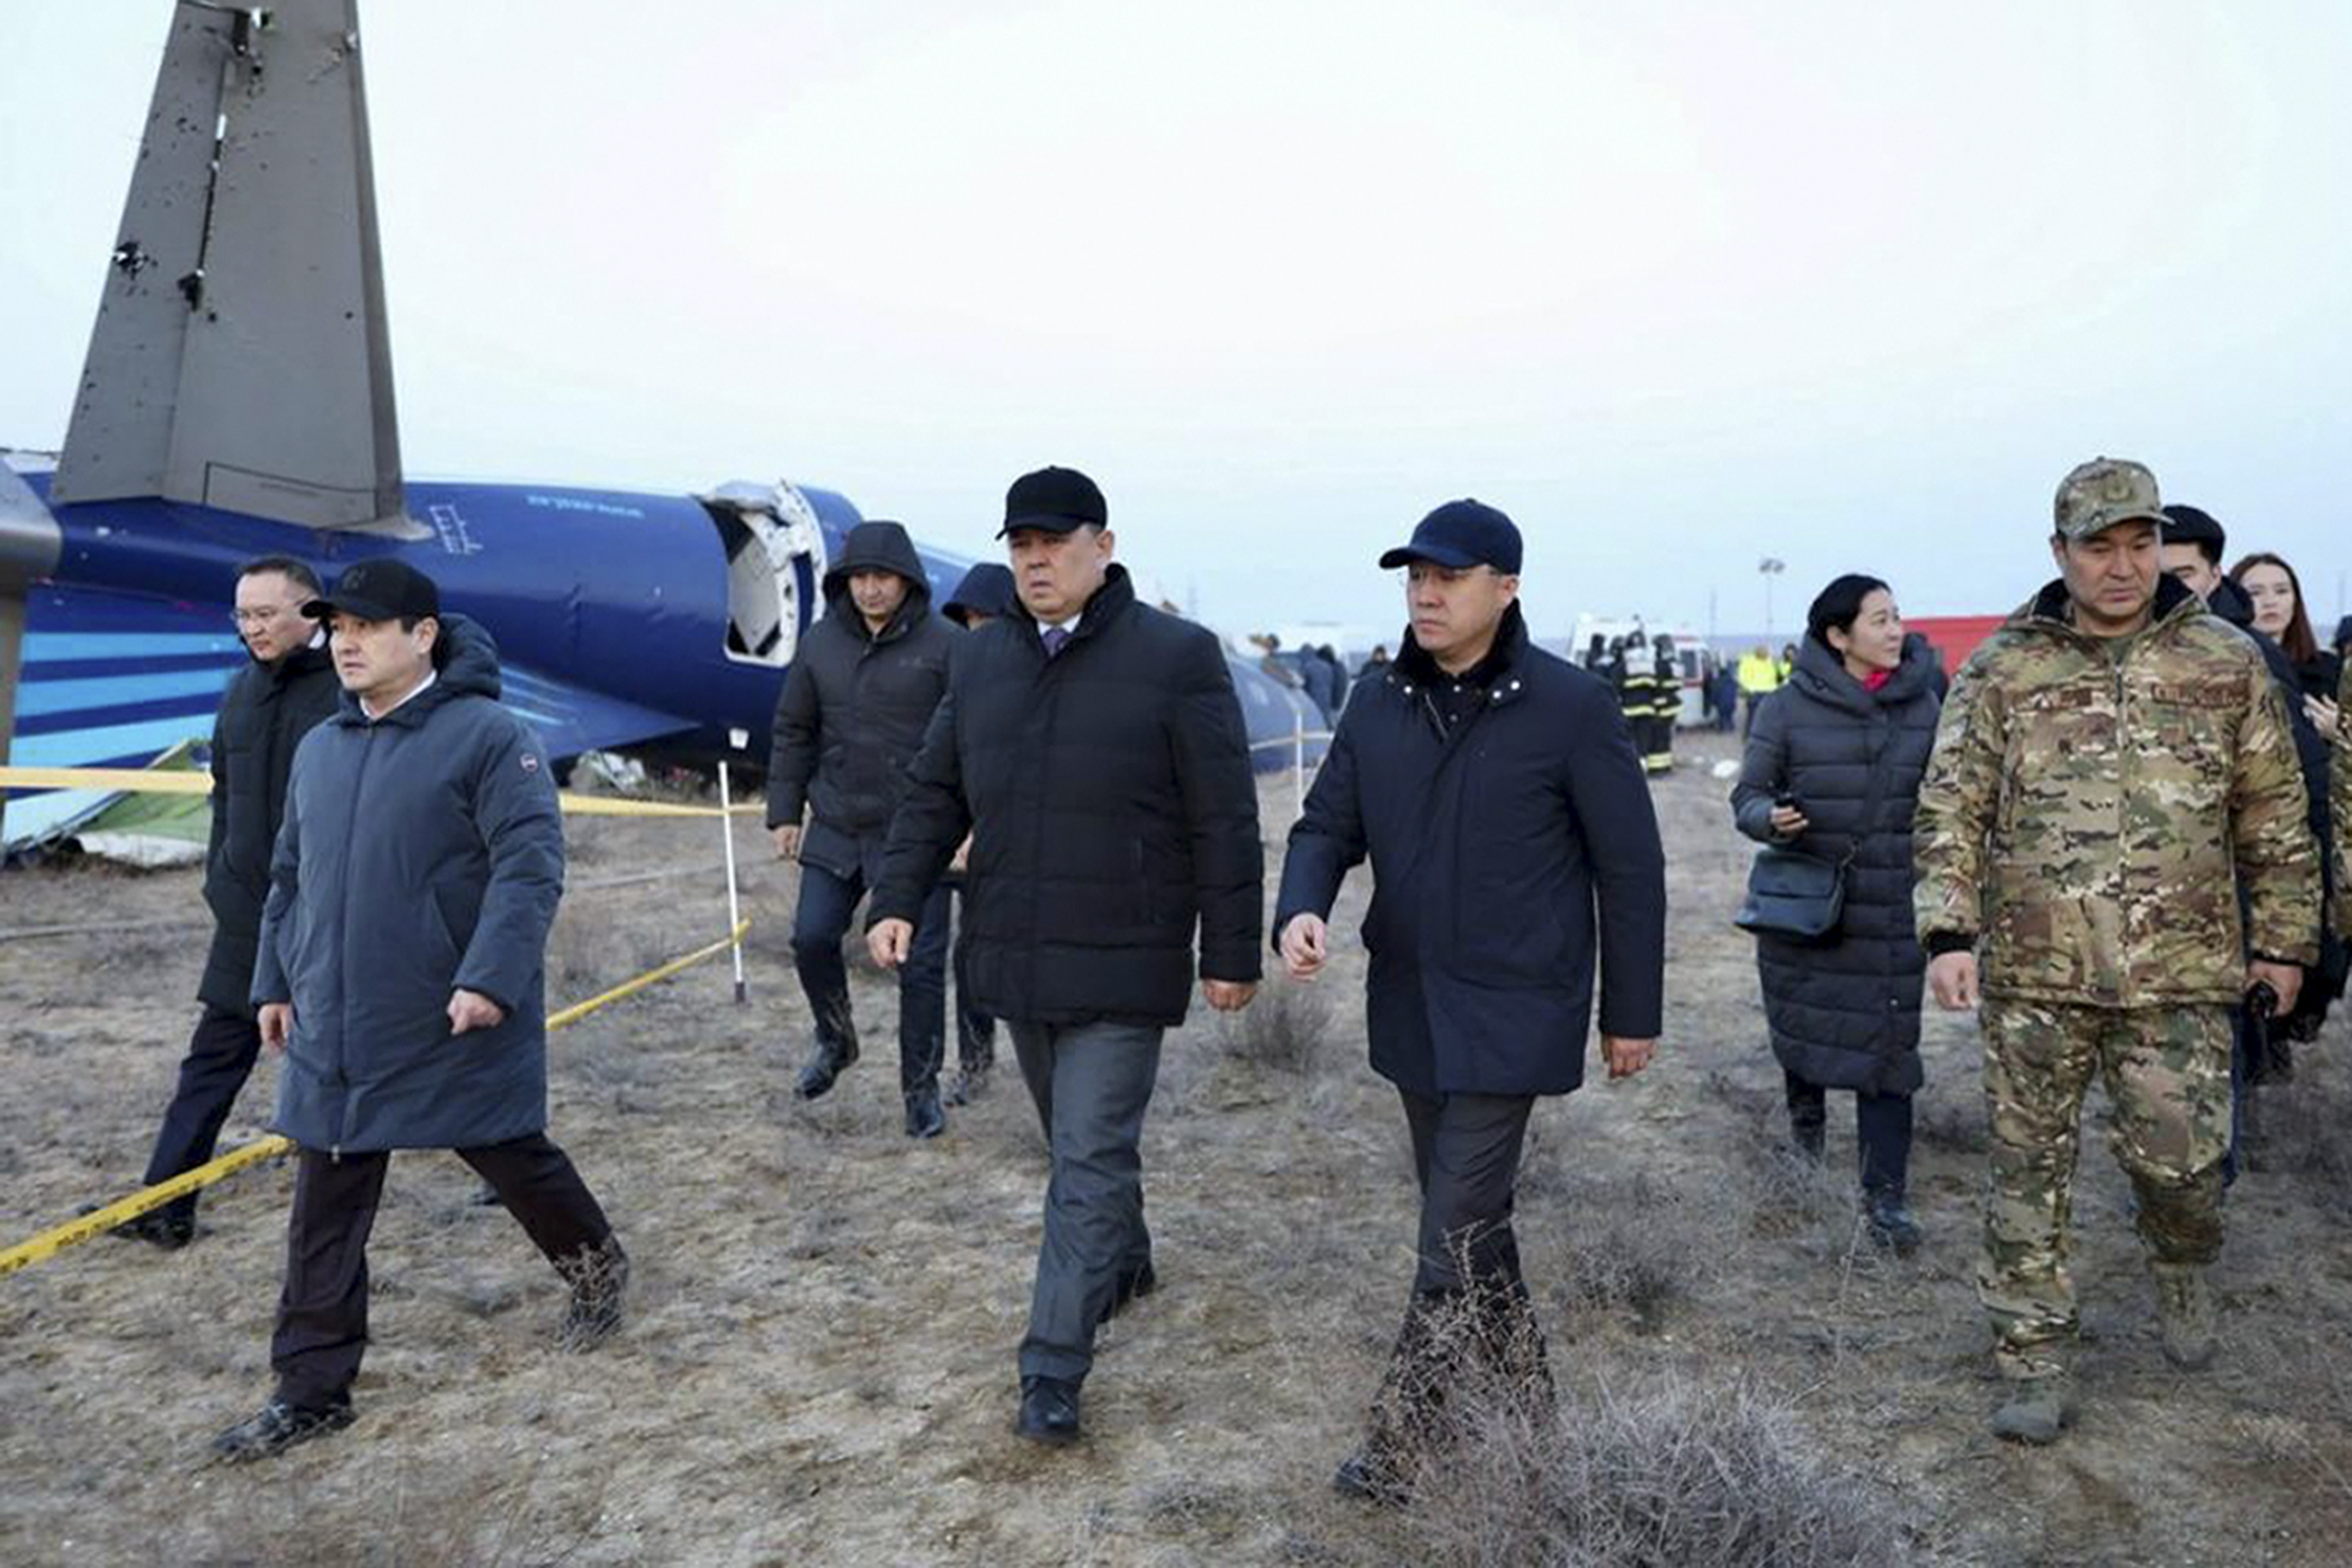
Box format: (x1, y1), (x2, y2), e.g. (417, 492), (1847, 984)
(329, 725), (380, 1149)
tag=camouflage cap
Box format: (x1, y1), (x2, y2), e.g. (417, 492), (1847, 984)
(2053, 457), (2166, 542)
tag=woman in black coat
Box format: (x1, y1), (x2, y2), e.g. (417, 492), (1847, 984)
(1731, 575), (1940, 1251)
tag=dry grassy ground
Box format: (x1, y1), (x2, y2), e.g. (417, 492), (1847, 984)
(3, 731), (2350, 1566)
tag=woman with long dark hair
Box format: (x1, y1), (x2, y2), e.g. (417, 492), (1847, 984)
(2232, 551), (2343, 736)
(1731, 575), (1942, 1251)
(2229, 550), (2345, 1084)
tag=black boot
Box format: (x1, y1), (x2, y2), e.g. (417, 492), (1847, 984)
(211, 1396), (354, 1463)
(557, 1234), (631, 1351)
(796, 1034), (859, 1100)
(1017, 1376), (1082, 1445)
(1864, 1190), (1922, 1256)
(109, 1205), (196, 1251)
(904, 1087), (946, 1140)
(1788, 1105), (1826, 1162)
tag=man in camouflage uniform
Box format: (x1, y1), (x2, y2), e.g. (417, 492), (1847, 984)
(1913, 457), (2319, 1445)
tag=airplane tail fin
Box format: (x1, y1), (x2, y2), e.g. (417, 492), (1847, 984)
(52, 0), (406, 532)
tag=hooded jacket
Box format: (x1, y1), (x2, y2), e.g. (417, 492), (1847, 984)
(1732, 634), (1942, 1093)
(1272, 605), (1667, 1097)
(199, 634), (341, 1016)
(868, 564), (1263, 1028)
(943, 562), (1018, 627)
(1913, 576), (2320, 1007)
(764, 521), (959, 879)
(254, 615), (565, 1152)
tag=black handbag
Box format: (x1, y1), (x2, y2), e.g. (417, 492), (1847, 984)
(1735, 846), (1849, 942)
(1735, 740), (1884, 944)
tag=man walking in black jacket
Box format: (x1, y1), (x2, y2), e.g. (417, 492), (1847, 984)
(1273, 500), (1668, 1501)
(114, 556), (340, 1250)
(767, 522), (961, 1137)
(868, 466), (1263, 1445)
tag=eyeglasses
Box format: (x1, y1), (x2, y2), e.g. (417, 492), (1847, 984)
(230, 606), (296, 627)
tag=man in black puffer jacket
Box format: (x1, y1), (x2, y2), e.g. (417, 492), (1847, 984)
(1273, 500), (1667, 1502)
(867, 466), (1262, 1447)
(766, 520), (961, 1136)
(114, 556), (340, 1250)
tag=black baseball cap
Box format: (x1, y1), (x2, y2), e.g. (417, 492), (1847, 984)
(1378, 499), (1523, 575)
(2160, 503), (2227, 557)
(303, 557), (441, 622)
(997, 466), (1107, 538)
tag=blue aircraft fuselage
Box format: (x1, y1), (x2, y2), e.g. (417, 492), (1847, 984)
(16, 470), (923, 765)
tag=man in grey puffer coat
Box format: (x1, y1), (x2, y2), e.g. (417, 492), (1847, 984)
(211, 559), (625, 1464)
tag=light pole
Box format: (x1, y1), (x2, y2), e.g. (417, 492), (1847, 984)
(1758, 557), (1786, 648)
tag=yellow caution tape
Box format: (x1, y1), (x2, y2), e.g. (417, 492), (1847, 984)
(0, 765), (760, 818)
(0, 765), (214, 795)
(0, 916), (753, 1281)
(0, 1136), (295, 1280)
(548, 919), (749, 1028)
(552, 794), (760, 819)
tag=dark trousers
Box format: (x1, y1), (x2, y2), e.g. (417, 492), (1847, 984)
(141, 1004), (264, 1225)
(271, 1134), (613, 1408)
(1399, 1087), (1536, 1300)
(1784, 1070), (1913, 1195)
(952, 885), (996, 1073)
(791, 861), (951, 1093)
(1378, 1088), (1549, 1428)
(1008, 1020), (1162, 1383)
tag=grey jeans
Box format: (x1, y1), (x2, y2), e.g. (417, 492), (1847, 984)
(1008, 1019), (1163, 1382)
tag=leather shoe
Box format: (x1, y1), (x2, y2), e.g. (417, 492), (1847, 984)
(904, 1088), (946, 1139)
(1016, 1376), (1081, 1445)
(211, 1396), (354, 1463)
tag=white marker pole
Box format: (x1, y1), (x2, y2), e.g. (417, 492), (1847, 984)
(717, 748), (747, 1004)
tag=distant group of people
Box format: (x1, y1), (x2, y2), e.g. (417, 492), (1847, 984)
(1580, 633), (1683, 774)
(101, 452), (2348, 1482)
(1252, 633), (1353, 727)
(1731, 457), (2343, 1444)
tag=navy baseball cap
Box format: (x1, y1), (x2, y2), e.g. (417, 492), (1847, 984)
(1378, 499), (1523, 575)
(997, 466), (1108, 538)
(303, 557), (441, 622)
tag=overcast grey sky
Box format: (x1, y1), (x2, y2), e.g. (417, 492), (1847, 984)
(5, 1), (2349, 643)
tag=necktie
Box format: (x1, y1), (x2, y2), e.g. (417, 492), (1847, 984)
(1041, 627), (1072, 659)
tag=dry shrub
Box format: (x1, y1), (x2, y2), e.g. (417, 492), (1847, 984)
(1217, 976), (1334, 1073)
(1390, 1299), (1914, 1568)
(179, 1452), (605, 1566)
(1517, 1142), (1712, 1331)
(1552, 1176), (1712, 1332)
